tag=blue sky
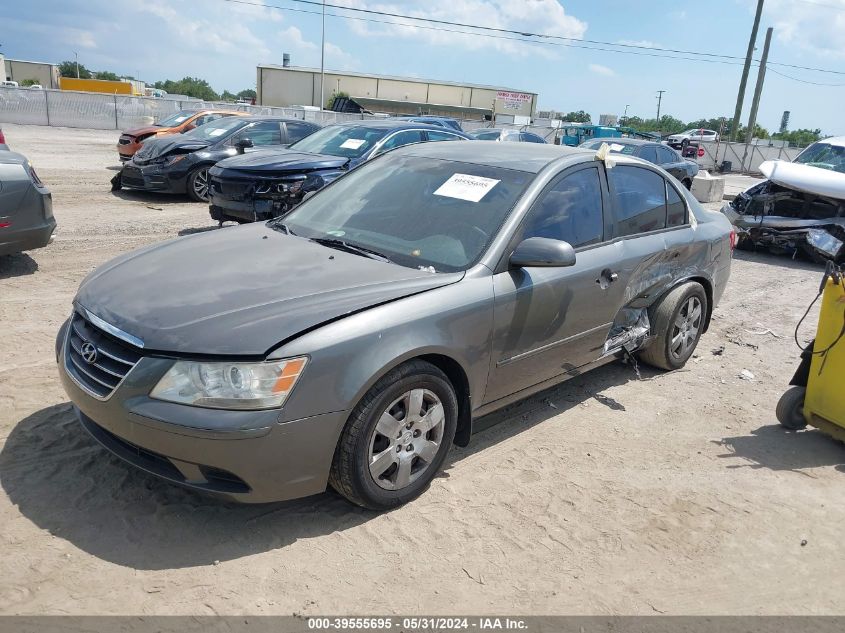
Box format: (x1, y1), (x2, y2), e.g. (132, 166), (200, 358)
(4, 0), (844, 134)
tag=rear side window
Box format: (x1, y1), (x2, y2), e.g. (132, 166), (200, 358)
(607, 166), (667, 236)
(426, 130), (463, 142)
(285, 121), (316, 143)
(521, 167), (604, 248)
(520, 132), (546, 144)
(657, 146), (679, 164)
(239, 121), (282, 146)
(378, 130), (424, 153)
(667, 182), (687, 226)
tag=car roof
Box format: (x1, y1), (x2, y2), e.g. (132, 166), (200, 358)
(396, 115), (457, 121)
(583, 138), (662, 147)
(819, 136), (845, 147)
(331, 119), (462, 131)
(239, 115), (317, 124)
(395, 141), (592, 173)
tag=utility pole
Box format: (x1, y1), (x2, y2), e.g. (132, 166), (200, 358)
(655, 90), (665, 127)
(74, 51), (80, 78)
(742, 27), (773, 171)
(731, 0), (764, 141)
(623, 104), (630, 120)
(319, 0), (326, 110)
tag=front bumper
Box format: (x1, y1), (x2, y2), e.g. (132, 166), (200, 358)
(56, 319), (347, 503)
(120, 162), (187, 194)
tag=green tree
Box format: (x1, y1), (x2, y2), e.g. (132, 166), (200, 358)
(19, 78), (41, 87)
(735, 123), (770, 140)
(153, 77), (220, 101)
(221, 90), (237, 102)
(95, 71), (120, 81)
(58, 60), (92, 79)
(557, 110), (592, 123)
(237, 89), (257, 100)
(772, 128), (822, 148)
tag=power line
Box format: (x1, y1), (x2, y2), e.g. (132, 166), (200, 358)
(768, 67), (845, 86)
(218, 0), (845, 76)
(792, 0), (845, 12)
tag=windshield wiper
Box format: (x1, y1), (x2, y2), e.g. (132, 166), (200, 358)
(309, 237), (392, 263)
(268, 220), (297, 235)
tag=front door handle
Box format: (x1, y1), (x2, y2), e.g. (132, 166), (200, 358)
(597, 269), (618, 289)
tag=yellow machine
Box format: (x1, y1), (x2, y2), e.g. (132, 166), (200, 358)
(777, 263), (845, 441)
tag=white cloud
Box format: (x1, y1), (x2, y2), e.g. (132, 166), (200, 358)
(332, 0), (587, 57)
(763, 0), (845, 59)
(588, 63), (615, 76)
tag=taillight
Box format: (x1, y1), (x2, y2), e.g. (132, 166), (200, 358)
(0, 129), (6, 144)
(729, 230), (737, 251)
(27, 163), (45, 187)
(698, 147), (705, 158)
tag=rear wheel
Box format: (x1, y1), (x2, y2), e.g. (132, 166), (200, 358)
(776, 386), (807, 430)
(639, 282), (708, 370)
(187, 166), (210, 202)
(329, 360), (458, 510)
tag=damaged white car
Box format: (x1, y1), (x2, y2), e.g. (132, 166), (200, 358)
(722, 136), (845, 263)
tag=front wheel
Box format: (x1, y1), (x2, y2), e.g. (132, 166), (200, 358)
(776, 386), (807, 430)
(187, 166), (210, 202)
(329, 360), (458, 510)
(639, 281), (708, 371)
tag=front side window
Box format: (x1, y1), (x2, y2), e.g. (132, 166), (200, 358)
(285, 121), (317, 143)
(426, 130), (463, 142)
(607, 166), (668, 237)
(233, 121), (282, 146)
(282, 156), (532, 272)
(520, 167), (604, 248)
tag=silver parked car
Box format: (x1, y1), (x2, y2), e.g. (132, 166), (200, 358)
(56, 143), (733, 509)
(470, 128), (547, 143)
(0, 148), (56, 257)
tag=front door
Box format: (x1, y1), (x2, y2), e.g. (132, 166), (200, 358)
(484, 165), (627, 404)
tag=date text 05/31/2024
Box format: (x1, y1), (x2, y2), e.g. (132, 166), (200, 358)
(307, 617), (528, 630)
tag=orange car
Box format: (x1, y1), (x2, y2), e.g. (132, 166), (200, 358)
(117, 109), (249, 161)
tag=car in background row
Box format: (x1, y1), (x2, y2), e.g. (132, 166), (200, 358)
(113, 116), (320, 202)
(208, 120), (471, 224)
(393, 116), (463, 132)
(666, 128), (719, 149)
(0, 149), (56, 257)
(117, 109), (249, 162)
(0, 128), (7, 151)
(579, 138), (699, 189)
(469, 128), (547, 143)
(57, 142), (732, 509)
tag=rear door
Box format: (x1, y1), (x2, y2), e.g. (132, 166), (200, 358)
(284, 121), (318, 144)
(485, 164), (628, 403)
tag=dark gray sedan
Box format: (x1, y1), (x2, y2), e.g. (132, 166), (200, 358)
(56, 143), (733, 509)
(0, 149), (55, 257)
(580, 138), (699, 189)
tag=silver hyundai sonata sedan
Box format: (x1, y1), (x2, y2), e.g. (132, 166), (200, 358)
(56, 142), (733, 510)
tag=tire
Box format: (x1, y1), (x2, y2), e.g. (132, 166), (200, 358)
(187, 166), (210, 202)
(639, 281), (708, 371)
(776, 386), (807, 430)
(681, 138), (690, 149)
(329, 360), (458, 510)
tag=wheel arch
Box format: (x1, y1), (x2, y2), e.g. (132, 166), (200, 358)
(650, 274), (714, 333)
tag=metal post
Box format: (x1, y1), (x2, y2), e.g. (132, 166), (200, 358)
(74, 51), (80, 79)
(44, 88), (50, 126)
(741, 26), (773, 172)
(731, 0), (764, 141)
(319, 0), (326, 110)
(114, 93), (119, 130)
(655, 90), (665, 130)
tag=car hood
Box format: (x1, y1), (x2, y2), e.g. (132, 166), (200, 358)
(134, 135), (211, 162)
(214, 148), (350, 174)
(74, 223), (463, 356)
(123, 125), (166, 138)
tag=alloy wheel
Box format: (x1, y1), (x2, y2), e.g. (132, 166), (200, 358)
(367, 388), (445, 491)
(670, 296), (702, 358)
(192, 169), (209, 200)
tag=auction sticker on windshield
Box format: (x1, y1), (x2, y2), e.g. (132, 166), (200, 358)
(209, 128), (227, 137)
(434, 173), (500, 202)
(340, 138), (367, 150)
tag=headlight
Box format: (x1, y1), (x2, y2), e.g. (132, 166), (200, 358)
(150, 357), (307, 410)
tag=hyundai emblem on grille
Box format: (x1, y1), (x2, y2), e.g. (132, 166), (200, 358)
(80, 341), (98, 364)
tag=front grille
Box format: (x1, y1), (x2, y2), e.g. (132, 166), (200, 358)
(66, 312), (142, 398)
(121, 167), (145, 188)
(210, 177), (252, 200)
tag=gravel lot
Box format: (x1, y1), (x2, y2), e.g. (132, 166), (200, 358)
(1, 123), (844, 616)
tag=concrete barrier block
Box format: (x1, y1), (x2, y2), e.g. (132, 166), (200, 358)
(691, 172), (725, 203)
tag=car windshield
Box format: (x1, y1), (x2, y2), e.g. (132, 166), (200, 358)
(289, 125), (389, 158)
(472, 131), (501, 141)
(794, 142), (845, 174)
(156, 110), (195, 127)
(183, 117), (246, 141)
(281, 155), (532, 272)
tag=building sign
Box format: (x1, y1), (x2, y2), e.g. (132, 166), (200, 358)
(496, 91), (532, 111)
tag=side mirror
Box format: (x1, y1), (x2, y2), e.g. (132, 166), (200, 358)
(509, 237), (576, 268)
(234, 138), (254, 154)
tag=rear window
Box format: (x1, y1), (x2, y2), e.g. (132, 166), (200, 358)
(607, 166), (667, 236)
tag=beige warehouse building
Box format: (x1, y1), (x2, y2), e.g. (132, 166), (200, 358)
(257, 64), (537, 119)
(2, 56), (60, 89)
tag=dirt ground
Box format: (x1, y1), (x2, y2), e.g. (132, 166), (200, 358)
(1, 123), (844, 616)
